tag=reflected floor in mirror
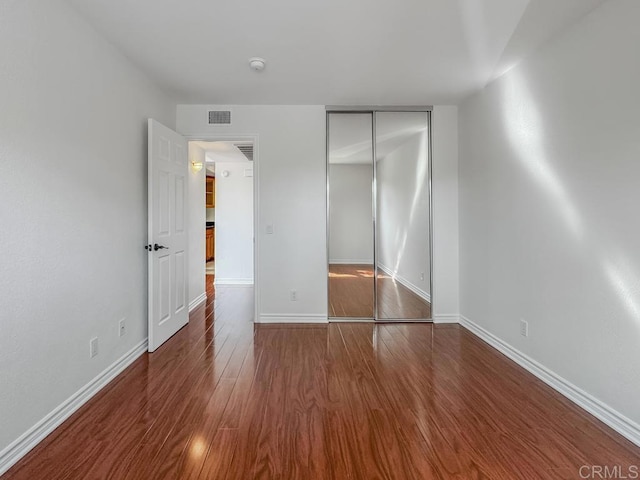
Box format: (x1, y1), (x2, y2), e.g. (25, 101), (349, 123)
(328, 264), (431, 319)
(328, 264), (375, 317)
(377, 268), (431, 319)
(4, 275), (639, 479)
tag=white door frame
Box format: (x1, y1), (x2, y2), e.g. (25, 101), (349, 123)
(185, 134), (260, 323)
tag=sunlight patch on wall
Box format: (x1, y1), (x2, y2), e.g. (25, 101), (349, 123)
(392, 131), (429, 276)
(499, 71), (640, 329)
(500, 73), (584, 239)
(605, 258), (640, 320)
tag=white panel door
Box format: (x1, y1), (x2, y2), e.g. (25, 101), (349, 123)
(147, 119), (188, 352)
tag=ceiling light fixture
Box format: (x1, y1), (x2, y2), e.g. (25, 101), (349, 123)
(248, 57), (266, 71)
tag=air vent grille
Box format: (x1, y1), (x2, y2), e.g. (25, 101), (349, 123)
(236, 144), (254, 161)
(208, 110), (231, 125)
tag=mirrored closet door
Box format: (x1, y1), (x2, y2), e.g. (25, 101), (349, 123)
(327, 108), (432, 321)
(375, 111), (431, 320)
(327, 113), (375, 318)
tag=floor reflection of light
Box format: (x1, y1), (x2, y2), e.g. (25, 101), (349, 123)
(356, 269), (374, 278)
(372, 325), (378, 352)
(329, 268), (376, 278)
(190, 435), (207, 460)
(376, 270), (392, 280)
(500, 71), (640, 328)
(328, 272), (357, 278)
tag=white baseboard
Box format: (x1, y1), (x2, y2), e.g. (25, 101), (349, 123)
(377, 264), (431, 302)
(188, 293), (207, 312)
(0, 338), (148, 476)
(329, 260), (374, 265)
(459, 315), (640, 448)
(433, 314), (459, 324)
(258, 314), (328, 324)
(214, 278), (254, 285)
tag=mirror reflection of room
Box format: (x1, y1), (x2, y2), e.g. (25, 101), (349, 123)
(328, 113), (375, 318)
(327, 110), (431, 321)
(375, 112), (431, 319)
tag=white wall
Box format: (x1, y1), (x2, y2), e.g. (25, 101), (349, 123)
(177, 105), (327, 323)
(431, 106), (460, 322)
(215, 162), (254, 284)
(377, 131), (431, 300)
(458, 0), (640, 441)
(177, 105), (459, 324)
(0, 0), (175, 469)
(329, 164), (374, 264)
(187, 144), (206, 308)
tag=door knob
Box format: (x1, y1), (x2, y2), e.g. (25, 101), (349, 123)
(153, 243), (168, 251)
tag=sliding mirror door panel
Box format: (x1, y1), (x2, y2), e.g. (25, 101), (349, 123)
(328, 113), (375, 318)
(375, 112), (432, 320)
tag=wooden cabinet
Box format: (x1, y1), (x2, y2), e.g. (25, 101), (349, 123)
(205, 176), (215, 261)
(206, 228), (215, 261)
(206, 176), (215, 208)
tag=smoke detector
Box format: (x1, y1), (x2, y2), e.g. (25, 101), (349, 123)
(249, 57), (266, 71)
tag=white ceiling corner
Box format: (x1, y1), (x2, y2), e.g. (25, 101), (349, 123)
(490, 0), (609, 81)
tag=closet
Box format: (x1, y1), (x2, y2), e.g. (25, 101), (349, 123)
(327, 108), (432, 321)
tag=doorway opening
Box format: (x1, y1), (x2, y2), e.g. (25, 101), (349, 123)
(189, 140), (255, 290)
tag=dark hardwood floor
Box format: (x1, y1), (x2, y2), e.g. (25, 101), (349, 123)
(3, 276), (639, 479)
(329, 264), (431, 319)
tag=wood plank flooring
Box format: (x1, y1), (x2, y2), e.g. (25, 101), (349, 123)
(329, 264), (431, 319)
(328, 264), (375, 317)
(3, 276), (639, 479)
(376, 269), (431, 319)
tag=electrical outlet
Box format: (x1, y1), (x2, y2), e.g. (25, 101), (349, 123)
(520, 319), (529, 337)
(290, 290), (297, 301)
(119, 319), (126, 337)
(420, 272), (425, 281)
(90, 337), (99, 358)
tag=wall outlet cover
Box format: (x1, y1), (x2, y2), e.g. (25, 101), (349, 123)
(520, 319), (529, 337)
(90, 337), (99, 358)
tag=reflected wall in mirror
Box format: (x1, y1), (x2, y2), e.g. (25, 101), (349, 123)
(375, 112), (431, 320)
(328, 113), (375, 318)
